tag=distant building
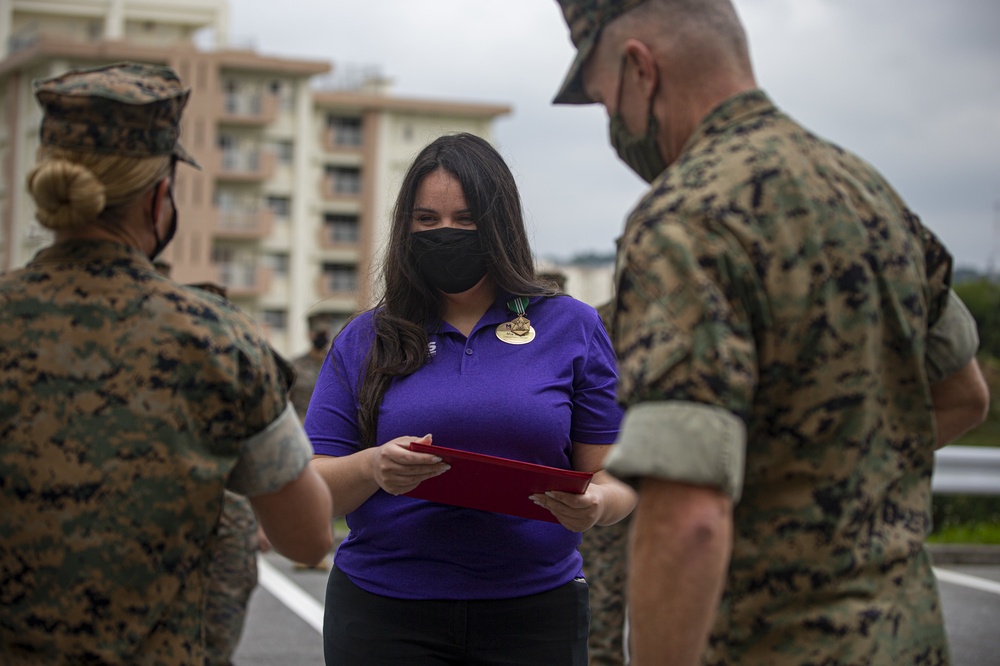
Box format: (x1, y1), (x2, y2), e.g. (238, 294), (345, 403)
(536, 259), (614, 308)
(0, 0), (510, 356)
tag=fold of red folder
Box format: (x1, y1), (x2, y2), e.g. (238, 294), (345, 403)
(404, 442), (593, 523)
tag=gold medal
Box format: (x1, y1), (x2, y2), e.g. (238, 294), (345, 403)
(496, 297), (535, 345)
(496, 320), (536, 344)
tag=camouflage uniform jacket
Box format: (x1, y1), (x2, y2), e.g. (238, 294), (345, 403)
(0, 240), (311, 665)
(604, 90), (961, 664)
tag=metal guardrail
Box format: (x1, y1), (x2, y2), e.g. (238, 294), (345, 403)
(933, 446), (1000, 495)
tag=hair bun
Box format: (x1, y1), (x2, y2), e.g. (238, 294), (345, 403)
(28, 159), (107, 230)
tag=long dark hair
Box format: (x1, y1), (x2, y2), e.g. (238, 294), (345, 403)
(356, 133), (557, 447)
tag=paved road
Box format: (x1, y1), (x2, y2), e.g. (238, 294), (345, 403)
(234, 552), (1000, 665)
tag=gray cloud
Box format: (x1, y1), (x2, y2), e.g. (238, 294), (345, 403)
(231, 0), (1000, 271)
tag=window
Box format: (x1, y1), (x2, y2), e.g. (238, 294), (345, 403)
(222, 80), (239, 114)
(325, 167), (361, 195)
(270, 80), (294, 111)
(274, 140), (293, 165)
(323, 263), (357, 293)
(212, 246), (234, 264)
(266, 196), (291, 218)
(327, 116), (362, 147)
(261, 309), (288, 331)
(323, 214), (359, 244)
(262, 253), (289, 277)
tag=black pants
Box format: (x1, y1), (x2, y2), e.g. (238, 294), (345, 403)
(323, 565), (589, 665)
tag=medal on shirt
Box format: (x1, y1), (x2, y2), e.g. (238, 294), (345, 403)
(496, 297), (535, 345)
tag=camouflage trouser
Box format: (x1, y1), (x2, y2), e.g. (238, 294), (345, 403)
(204, 491), (259, 666)
(580, 516), (630, 666)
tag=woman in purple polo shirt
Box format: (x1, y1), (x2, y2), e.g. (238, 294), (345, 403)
(307, 133), (635, 665)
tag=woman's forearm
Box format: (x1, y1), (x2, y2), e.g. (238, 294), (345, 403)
(310, 450), (380, 517)
(591, 470), (638, 526)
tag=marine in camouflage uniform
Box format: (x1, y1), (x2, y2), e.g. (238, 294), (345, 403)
(579, 300), (629, 666)
(183, 283), (265, 666)
(604, 89), (975, 664)
(204, 490), (260, 666)
(0, 63), (316, 665)
(578, 518), (629, 665)
(289, 313), (336, 421)
(552, 1), (985, 663)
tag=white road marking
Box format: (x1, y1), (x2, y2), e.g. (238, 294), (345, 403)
(256, 555), (325, 633)
(934, 567), (1000, 596)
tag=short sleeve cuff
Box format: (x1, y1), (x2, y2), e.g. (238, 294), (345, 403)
(604, 401), (747, 501)
(228, 402), (312, 496)
(925, 290), (980, 384)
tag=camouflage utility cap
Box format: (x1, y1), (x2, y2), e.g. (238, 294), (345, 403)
(553, 0), (650, 104)
(34, 61), (200, 167)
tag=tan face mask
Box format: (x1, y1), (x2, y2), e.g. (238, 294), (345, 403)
(608, 56), (667, 183)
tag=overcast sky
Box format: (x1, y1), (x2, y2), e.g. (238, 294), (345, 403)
(229, 0), (1000, 273)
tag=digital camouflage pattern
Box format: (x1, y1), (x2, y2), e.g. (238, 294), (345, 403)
(0, 240), (298, 664)
(553, 0), (651, 104)
(579, 300), (629, 666)
(606, 90), (953, 664)
(34, 62), (199, 166)
(579, 518), (629, 665)
(204, 491), (259, 666)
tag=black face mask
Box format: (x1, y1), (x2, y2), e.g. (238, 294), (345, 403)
(149, 186), (178, 262)
(411, 227), (488, 294)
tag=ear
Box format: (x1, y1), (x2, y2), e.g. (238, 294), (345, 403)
(622, 38), (659, 98)
(148, 177), (171, 221)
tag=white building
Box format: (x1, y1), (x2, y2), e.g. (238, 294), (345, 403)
(0, 0), (510, 356)
(537, 259), (615, 309)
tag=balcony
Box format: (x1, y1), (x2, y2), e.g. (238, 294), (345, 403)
(219, 93), (278, 126)
(214, 209), (275, 240)
(320, 174), (362, 201)
(217, 263), (272, 298)
(322, 127), (364, 153)
(216, 149), (276, 181)
(8, 19), (102, 55)
(315, 269), (358, 302)
(317, 221), (360, 250)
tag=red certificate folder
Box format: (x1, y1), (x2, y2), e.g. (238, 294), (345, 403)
(404, 442), (593, 523)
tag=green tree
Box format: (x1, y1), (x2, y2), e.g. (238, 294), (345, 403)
(954, 279), (1000, 359)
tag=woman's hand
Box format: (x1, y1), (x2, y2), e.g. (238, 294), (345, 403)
(370, 434), (451, 495)
(531, 483), (605, 532)
(531, 439), (639, 532)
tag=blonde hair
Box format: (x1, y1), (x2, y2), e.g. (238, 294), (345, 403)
(27, 148), (172, 231)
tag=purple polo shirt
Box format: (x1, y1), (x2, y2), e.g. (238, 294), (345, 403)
(305, 294), (623, 600)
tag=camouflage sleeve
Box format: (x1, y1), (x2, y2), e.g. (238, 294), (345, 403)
(607, 210), (758, 499)
(925, 290), (980, 384)
(612, 214), (758, 413)
(920, 220), (953, 327)
(227, 402), (312, 496)
(605, 401), (747, 500)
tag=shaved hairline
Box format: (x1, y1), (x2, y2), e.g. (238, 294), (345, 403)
(596, 0), (752, 75)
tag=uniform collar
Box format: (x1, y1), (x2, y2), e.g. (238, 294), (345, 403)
(29, 239), (155, 269)
(674, 89), (775, 163)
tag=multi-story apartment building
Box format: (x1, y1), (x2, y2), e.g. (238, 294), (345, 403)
(0, 0), (510, 356)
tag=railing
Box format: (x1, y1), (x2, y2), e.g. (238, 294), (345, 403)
(220, 93), (277, 124)
(933, 446), (1000, 495)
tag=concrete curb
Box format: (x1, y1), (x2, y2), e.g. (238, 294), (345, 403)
(928, 544), (1000, 565)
